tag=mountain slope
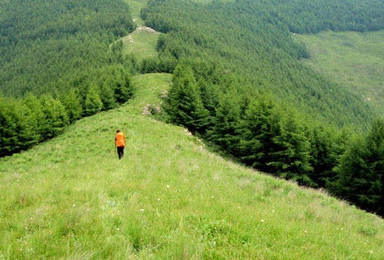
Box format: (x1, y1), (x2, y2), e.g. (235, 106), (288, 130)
(295, 30), (384, 116)
(1, 73), (383, 259)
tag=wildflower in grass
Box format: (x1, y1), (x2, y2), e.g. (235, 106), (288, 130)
(157, 198), (161, 201)
(139, 208), (144, 213)
(166, 185), (170, 188)
(260, 219), (264, 223)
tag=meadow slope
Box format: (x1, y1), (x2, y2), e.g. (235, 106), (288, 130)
(0, 73), (383, 259)
(295, 30), (384, 116)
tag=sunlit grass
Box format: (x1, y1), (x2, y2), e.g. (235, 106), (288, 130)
(295, 30), (384, 116)
(120, 29), (160, 60)
(0, 73), (383, 258)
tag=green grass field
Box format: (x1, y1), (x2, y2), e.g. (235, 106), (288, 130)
(119, 28), (160, 60)
(115, 0), (160, 61)
(1, 73), (383, 259)
(295, 30), (384, 116)
(124, 0), (147, 25)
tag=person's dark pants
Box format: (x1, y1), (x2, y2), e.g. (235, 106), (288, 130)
(117, 146), (125, 159)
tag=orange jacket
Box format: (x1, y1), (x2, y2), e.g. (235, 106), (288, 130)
(115, 132), (126, 147)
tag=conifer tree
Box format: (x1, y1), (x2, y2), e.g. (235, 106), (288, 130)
(269, 114), (313, 184)
(307, 126), (346, 188)
(199, 80), (221, 120)
(163, 64), (209, 134)
(100, 83), (116, 110)
(40, 95), (69, 139)
(17, 102), (39, 152)
(62, 88), (83, 123)
(208, 93), (241, 155)
(112, 67), (133, 104)
(0, 98), (18, 156)
(85, 84), (103, 116)
(238, 96), (282, 172)
(24, 94), (45, 141)
(333, 119), (384, 215)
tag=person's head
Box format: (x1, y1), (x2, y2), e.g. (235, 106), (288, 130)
(116, 129), (120, 133)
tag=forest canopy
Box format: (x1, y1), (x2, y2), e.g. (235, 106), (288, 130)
(0, 0), (135, 96)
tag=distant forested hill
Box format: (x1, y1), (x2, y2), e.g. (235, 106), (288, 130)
(268, 0), (384, 33)
(0, 0), (135, 96)
(141, 0), (383, 129)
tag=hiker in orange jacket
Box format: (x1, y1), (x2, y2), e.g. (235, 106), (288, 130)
(115, 129), (126, 159)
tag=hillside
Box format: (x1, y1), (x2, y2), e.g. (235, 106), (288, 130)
(1, 73), (384, 259)
(1, 0), (384, 257)
(295, 30), (384, 116)
(141, 0), (379, 129)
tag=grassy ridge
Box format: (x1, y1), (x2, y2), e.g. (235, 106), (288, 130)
(124, 0), (147, 25)
(119, 28), (160, 60)
(118, 0), (160, 61)
(295, 30), (384, 116)
(1, 73), (383, 258)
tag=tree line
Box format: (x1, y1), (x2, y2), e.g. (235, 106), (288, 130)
(162, 63), (384, 216)
(0, 66), (133, 157)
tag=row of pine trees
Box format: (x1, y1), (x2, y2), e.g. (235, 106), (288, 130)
(163, 64), (384, 216)
(0, 66), (133, 157)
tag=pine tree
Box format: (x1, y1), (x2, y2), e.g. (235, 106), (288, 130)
(112, 66), (133, 104)
(24, 94), (45, 141)
(307, 126), (346, 188)
(17, 102), (39, 151)
(269, 113), (313, 184)
(333, 119), (384, 215)
(163, 64), (209, 134)
(0, 98), (18, 156)
(238, 96), (282, 172)
(100, 83), (116, 110)
(84, 84), (103, 116)
(62, 88), (83, 123)
(208, 93), (241, 155)
(40, 95), (69, 139)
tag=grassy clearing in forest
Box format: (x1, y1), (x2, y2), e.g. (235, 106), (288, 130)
(120, 28), (160, 60)
(124, 0), (147, 25)
(118, 0), (160, 61)
(295, 30), (384, 116)
(1, 73), (384, 259)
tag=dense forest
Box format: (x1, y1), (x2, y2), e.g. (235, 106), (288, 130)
(141, 0), (378, 129)
(269, 0), (384, 33)
(0, 0), (136, 156)
(0, 0), (135, 96)
(140, 0), (384, 215)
